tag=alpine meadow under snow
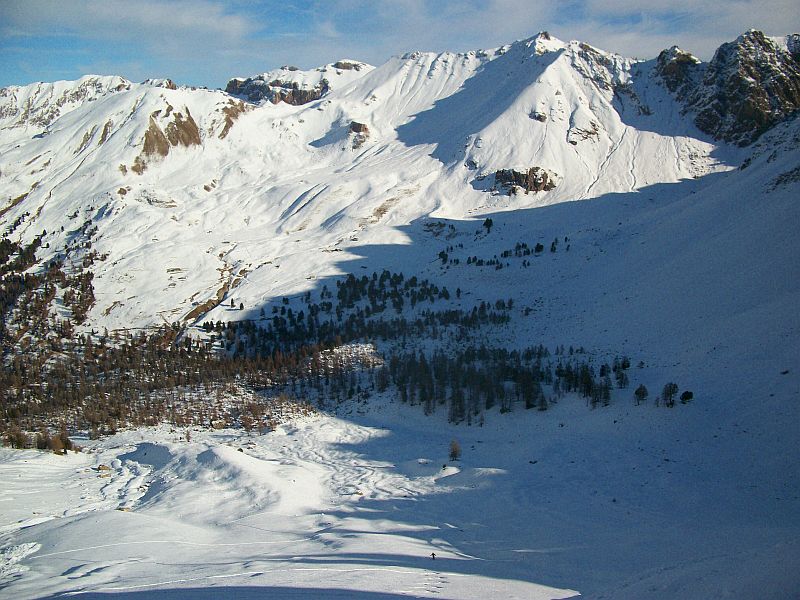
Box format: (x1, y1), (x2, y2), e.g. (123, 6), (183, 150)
(0, 29), (799, 599)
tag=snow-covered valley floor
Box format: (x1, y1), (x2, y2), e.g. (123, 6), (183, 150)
(2, 386), (798, 599)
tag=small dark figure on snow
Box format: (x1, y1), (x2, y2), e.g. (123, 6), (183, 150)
(431, 552), (436, 560)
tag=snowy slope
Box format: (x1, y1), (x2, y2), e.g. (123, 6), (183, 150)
(0, 30), (799, 599)
(0, 33), (739, 332)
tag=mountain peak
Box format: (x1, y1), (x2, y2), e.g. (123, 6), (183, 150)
(689, 29), (800, 145)
(655, 46), (702, 94)
(521, 31), (567, 54)
(142, 78), (178, 90)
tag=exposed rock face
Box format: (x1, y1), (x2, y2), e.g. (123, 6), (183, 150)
(349, 122), (370, 148)
(530, 110), (547, 122)
(333, 61), (364, 71)
(225, 77), (329, 106)
(131, 107), (202, 174)
(218, 100), (249, 139)
(494, 167), (556, 193)
(164, 109), (201, 147)
(224, 78), (247, 97)
(655, 47), (702, 95)
(349, 122), (369, 134)
(658, 31), (800, 145)
(692, 30), (800, 145)
(142, 115), (171, 157)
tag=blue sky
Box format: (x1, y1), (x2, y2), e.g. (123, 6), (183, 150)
(1, 0), (798, 88)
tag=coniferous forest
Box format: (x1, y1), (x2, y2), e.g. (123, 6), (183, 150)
(0, 227), (689, 448)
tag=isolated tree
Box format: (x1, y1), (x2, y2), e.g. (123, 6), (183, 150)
(663, 382), (679, 408)
(240, 414), (253, 434)
(483, 218), (493, 234)
(449, 439), (462, 461)
(680, 390), (694, 404)
(634, 384), (648, 406)
(615, 369), (629, 389)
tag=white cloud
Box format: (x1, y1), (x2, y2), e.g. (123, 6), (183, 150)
(1, 0), (255, 58)
(2, 0), (799, 87)
(3, 0), (254, 39)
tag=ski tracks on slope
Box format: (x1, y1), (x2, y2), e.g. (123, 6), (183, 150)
(398, 568), (450, 597)
(267, 418), (434, 505)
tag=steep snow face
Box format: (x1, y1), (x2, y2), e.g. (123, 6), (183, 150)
(420, 36), (722, 205)
(0, 32), (784, 332)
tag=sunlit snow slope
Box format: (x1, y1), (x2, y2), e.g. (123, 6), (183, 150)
(0, 33), (738, 331)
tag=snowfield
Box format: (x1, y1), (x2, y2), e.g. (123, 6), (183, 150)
(1, 385), (798, 599)
(0, 409), (579, 599)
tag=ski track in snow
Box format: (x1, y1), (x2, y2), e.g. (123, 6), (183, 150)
(0, 415), (585, 600)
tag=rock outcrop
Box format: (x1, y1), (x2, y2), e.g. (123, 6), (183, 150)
(349, 122), (370, 149)
(225, 76), (329, 106)
(131, 107), (202, 174)
(333, 61), (364, 71)
(218, 100), (249, 139)
(655, 47), (702, 96)
(657, 31), (800, 145)
(164, 109), (201, 147)
(494, 167), (556, 193)
(142, 79), (178, 90)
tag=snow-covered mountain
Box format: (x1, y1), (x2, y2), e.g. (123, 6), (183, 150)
(5, 31), (796, 332)
(225, 59), (374, 104)
(1, 29), (799, 600)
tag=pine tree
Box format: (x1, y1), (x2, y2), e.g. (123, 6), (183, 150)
(634, 384), (648, 406)
(662, 382), (679, 408)
(449, 439), (462, 461)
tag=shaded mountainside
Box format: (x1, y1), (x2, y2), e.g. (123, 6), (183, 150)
(656, 31), (800, 145)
